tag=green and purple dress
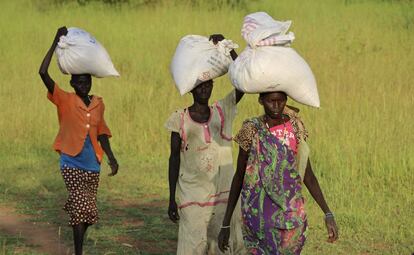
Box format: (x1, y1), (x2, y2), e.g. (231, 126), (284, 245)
(234, 109), (309, 255)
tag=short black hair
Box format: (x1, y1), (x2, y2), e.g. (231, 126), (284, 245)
(70, 73), (92, 84)
(70, 74), (91, 82)
(259, 91), (287, 99)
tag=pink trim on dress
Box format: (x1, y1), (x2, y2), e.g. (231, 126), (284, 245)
(178, 199), (228, 209)
(180, 111), (187, 151)
(215, 102), (233, 141)
(208, 190), (230, 199)
(204, 125), (211, 143)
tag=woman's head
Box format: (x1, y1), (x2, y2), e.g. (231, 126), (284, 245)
(191, 80), (213, 104)
(70, 74), (92, 97)
(259, 91), (287, 119)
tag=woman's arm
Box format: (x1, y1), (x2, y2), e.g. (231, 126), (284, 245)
(168, 132), (181, 223)
(209, 34), (244, 104)
(230, 49), (238, 61)
(235, 89), (244, 104)
(38, 26), (67, 94)
(218, 147), (248, 252)
(98, 134), (118, 176)
(209, 34), (238, 61)
(304, 159), (339, 242)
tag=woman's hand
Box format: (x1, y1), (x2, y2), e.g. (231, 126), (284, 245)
(168, 200), (180, 223)
(218, 228), (230, 252)
(209, 34), (225, 45)
(325, 216), (339, 242)
(54, 26), (68, 42)
(55, 26), (68, 40)
(107, 157), (118, 176)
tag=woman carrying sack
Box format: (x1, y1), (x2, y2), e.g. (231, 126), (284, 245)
(166, 34), (245, 254)
(38, 26), (119, 255)
(218, 91), (338, 254)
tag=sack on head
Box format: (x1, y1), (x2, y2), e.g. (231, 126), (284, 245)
(55, 27), (119, 78)
(230, 12), (320, 107)
(171, 35), (238, 95)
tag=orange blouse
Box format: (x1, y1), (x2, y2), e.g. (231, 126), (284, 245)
(47, 84), (112, 162)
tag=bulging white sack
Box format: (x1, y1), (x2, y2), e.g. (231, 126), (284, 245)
(230, 46), (320, 107)
(55, 27), (119, 78)
(171, 35), (238, 95)
(230, 12), (320, 107)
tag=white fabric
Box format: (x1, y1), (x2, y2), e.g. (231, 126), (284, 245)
(177, 203), (245, 255)
(164, 91), (237, 208)
(242, 12), (295, 47)
(170, 35), (238, 95)
(230, 12), (320, 107)
(55, 27), (119, 78)
(165, 90), (245, 254)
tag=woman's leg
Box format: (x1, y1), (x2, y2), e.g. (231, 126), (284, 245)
(62, 168), (99, 254)
(73, 222), (91, 255)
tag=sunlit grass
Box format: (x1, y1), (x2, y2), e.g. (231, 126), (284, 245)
(0, 0), (413, 254)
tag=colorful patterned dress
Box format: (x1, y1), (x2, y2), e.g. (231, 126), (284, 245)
(234, 111), (309, 255)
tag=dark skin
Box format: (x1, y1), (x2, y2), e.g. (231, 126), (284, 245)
(218, 92), (339, 252)
(168, 34), (244, 223)
(39, 27), (119, 255)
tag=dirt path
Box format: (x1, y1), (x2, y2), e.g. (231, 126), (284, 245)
(0, 205), (71, 255)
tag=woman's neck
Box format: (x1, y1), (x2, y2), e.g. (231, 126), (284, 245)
(264, 114), (288, 128)
(188, 101), (210, 123)
(77, 94), (92, 107)
(189, 101), (209, 113)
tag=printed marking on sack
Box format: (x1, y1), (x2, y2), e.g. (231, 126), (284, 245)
(207, 55), (227, 74)
(200, 72), (211, 81)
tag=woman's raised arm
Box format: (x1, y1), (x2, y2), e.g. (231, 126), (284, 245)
(38, 26), (67, 94)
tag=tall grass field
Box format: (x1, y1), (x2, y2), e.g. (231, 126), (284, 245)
(0, 0), (413, 254)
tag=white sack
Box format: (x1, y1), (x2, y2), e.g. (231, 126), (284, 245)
(230, 12), (320, 107)
(171, 35), (238, 95)
(241, 12), (295, 47)
(55, 27), (119, 78)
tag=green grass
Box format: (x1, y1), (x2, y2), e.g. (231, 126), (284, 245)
(0, 0), (413, 254)
(0, 232), (45, 255)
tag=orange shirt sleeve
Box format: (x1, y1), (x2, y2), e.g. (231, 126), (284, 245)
(97, 102), (112, 137)
(47, 84), (69, 106)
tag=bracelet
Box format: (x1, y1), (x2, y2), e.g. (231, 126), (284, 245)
(324, 212), (335, 219)
(221, 225), (231, 229)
